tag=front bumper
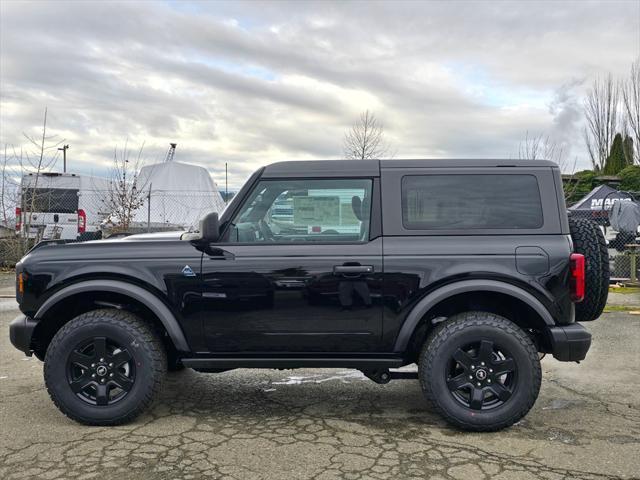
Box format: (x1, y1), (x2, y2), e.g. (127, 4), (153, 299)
(547, 323), (591, 362)
(9, 314), (38, 356)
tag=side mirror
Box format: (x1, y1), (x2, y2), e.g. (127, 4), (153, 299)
(201, 212), (220, 243)
(181, 212), (220, 243)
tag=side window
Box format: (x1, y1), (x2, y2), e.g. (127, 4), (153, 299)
(402, 174), (543, 230)
(226, 178), (373, 243)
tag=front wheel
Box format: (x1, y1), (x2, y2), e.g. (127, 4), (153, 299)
(419, 312), (541, 431)
(44, 309), (167, 425)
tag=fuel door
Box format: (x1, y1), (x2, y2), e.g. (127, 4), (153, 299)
(515, 246), (550, 275)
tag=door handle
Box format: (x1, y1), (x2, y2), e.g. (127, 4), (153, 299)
(205, 246), (235, 259)
(333, 265), (374, 275)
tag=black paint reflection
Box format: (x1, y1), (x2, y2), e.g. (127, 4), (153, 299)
(200, 258), (383, 353)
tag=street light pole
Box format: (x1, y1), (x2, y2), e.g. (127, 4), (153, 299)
(58, 144), (69, 172)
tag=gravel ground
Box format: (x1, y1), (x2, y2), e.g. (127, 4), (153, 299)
(0, 271), (13, 296)
(0, 293), (639, 479)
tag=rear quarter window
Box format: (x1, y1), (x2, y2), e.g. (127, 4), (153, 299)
(401, 174), (543, 230)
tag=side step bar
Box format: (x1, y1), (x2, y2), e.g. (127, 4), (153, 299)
(181, 357), (405, 370)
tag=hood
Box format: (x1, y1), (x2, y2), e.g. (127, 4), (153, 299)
(117, 231), (186, 241)
(19, 230), (193, 267)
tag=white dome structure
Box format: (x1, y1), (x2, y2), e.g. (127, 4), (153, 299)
(133, 161), (225, 229)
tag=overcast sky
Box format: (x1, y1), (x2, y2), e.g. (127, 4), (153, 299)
(1, 0), (639, 188)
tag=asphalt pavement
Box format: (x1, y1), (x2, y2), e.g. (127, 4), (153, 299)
(0, 291), (639, 479)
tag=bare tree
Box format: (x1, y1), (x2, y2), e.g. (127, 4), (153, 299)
(0, 108), (64, 264)
(622, 58), (640, 165)
(519, 132), (559, 163)
(518, 132), (579, 200)
(1, 145), (11, 228)
(518, 131), (578, 170)
(20, 108), (65, 245)
(343, 110), (391, 160)
(100, 141), (149, 233)
(583, 74), (620, 171)
(2, 146), (29, 231)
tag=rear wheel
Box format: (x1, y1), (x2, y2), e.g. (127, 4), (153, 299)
(419, 312), (541, 431)
(44, 309), (167, 425)
(569, 217), (608, 321)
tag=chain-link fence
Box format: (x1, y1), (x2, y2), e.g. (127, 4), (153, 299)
(2, 187), (227, 266)
(85, 188), (226, 237)
(568, 191), (640, 284)
(1, 187), (226, 264)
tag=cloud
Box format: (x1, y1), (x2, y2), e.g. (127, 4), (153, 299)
(1, 0), (638, 187)
(548, 79), (586, 161)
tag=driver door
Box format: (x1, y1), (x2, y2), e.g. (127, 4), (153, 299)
(200, 177), (383, 353)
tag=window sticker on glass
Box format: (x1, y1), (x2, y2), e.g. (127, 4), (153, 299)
(293, 196), (340, 226)
(228, 178), (372, 243)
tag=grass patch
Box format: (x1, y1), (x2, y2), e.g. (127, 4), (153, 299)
(609, 286), (640, 295)
(603, 304), (640, 313)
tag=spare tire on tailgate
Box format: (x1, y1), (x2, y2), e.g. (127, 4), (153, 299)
(568, 216), (609, 322)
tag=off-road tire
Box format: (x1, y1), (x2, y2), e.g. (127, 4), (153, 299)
(593, 222), (609, 318)
(44, 309), (167, 425)
(569, 217), (608, 321)
(419, 312), (541, 432)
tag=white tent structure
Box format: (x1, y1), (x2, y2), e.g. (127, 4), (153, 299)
(132, 161), (225, 230)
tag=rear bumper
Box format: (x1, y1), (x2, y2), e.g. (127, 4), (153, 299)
(547, 323), (591, 362)
(9, 314), (37, 356)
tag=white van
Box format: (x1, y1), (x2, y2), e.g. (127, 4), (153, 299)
(17, 172), (109, 240)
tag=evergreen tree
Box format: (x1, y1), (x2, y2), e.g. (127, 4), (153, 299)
(619, 165), (640, 192)
(603, 133), (626, 174)
(564, 170), (597, 205)
(623, 135), (634, 166)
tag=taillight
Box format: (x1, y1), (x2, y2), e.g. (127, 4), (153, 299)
(15, 207), (21, 231)
(77, 209), (86, 233)
(570, 253), (585, 302)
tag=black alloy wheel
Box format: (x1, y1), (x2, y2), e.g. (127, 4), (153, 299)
(66, 336), (135, 406)
(445, 340), (517, 411)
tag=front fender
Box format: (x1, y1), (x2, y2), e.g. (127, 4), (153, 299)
(393, 279), (556, 352)
(34, 279), (190, 352)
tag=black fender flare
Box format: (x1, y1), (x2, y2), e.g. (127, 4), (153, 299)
(393, 279), (555, 352)
(35, 279), (190, 352)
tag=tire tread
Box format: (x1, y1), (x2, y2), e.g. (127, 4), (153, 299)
(44, 309), (167, 426)
(569, 217), (608, 322)
(419, 311), (541, 432)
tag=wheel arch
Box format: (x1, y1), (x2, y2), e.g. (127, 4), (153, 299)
(32, 280), (189, 358)
(394, 279), (555, 355)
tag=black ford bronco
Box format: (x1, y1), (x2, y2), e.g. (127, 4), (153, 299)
(9, 159), (609, 431)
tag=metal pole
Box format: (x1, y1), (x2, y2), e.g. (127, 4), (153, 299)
(225, 163), (228, 203)
(147, 183), (152, 233)
(58, 145), (69, 173)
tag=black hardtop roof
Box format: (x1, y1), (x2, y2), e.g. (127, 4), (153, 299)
(263, 160), (379, 177)
(263, 159), (557, 177)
